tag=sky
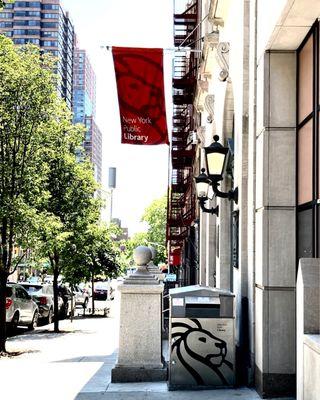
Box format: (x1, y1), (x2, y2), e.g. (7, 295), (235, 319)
(61, 0), (174, 235)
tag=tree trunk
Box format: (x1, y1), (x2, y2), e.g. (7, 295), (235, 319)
(91, 270), (95, 315)
(0, 270), (8, 353)
(53, 266), (59, 333)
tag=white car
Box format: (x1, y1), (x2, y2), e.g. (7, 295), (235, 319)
(72, 284), (89, 308)
(6, 284), (39, 331)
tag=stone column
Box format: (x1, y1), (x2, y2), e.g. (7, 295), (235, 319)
(216, 194), (232, 291)
(111, 246), (166, 382)
(254, 51), (296, 397)
(205, 203), (216, 287)
(296, 258), (320, 400)
(199, 210), (207, 285)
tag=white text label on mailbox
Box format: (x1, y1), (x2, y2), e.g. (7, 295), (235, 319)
(172, 298), (184, 306)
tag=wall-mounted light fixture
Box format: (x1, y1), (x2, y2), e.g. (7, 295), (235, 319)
(201, 135), (238, 204)
(195, 168), (219, 215)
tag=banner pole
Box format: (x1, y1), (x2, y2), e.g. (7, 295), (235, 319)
(101, 46), (202, 54)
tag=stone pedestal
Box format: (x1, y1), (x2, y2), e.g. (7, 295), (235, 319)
(147, 246), (166, 282)
(111, 246), (166, 382)
(147, 260), (161, 274)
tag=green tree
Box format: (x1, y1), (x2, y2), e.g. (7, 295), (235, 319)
(37, 121), (100, 332)
(0, 37), (63, 353)
(120, 231), (148, 268)
(120, 196), (167, 267)
(66, 223), (121, 314)
(142, 195), (167, 264)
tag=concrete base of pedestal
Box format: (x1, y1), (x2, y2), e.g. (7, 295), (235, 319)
(111, 364), (167, 383)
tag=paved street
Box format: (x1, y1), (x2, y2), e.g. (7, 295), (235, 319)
(0, 297), (295, 400)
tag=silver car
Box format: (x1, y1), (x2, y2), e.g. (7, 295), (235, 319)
(20, 283), (63, 325)
(6, 284), (39, 331)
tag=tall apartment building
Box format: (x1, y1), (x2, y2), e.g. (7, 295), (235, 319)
(73, 48), (96, 122)
(0, 0), (74, 109)
(74, 48), (102, 184)
(0, 1), (103, 184)
(84, 116), (102, 184)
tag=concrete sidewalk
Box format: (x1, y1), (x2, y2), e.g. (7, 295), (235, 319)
(77, 385), (263, 400)
(75, 344), (293, 400)
(77, 373), (294, 400)
(1, 303), (295, 400)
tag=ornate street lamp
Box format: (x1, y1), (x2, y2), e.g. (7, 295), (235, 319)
(195, 168), (210, 199)
(203, 135), (238, 204)
(204, 135), (229, 182)
(195, 168), (219, 215)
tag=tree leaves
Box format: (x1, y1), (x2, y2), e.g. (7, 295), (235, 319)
(64, 224), (121, 284)
(121, 195), (167, 266)
(0, 37), (63, 274)
(141, 195), (167, 264)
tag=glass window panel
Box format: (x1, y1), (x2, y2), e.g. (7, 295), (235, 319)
(318, 116), (320, 199)
(299, 35), (313, 123)
(318, 207), (320, 256)
(298, 208), (313, 259)
(298, 119), (313, 205)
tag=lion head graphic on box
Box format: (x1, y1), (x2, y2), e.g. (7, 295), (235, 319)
(171, 319), (233, 385)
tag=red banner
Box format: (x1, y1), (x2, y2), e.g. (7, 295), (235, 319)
(169, 249), (181, 266)
(112, 47), (169, 145)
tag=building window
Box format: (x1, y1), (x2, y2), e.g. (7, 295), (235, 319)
(297, 21), (320, 260)
(42, 4), (59, 10)
(0, 21), (13, 28)
(26, 38), (40, 44)
(14, 20), (40, 26)
(13, 29), (40, 36)
(42, 13), (59, 19)
(13, 38), (40, 45)
(15, 2), (41, 7)
(231, 211), (239, 269)
(41, 31), (58, 38)
(0, 12), (13, 18)
(14, 10), (41, 17)
(13, 38), (25, 44)
(41, 40), (58, 47)
(41, 22), (58, 28)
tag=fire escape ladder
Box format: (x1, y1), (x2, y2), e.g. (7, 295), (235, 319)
(167, 1), (199, 264)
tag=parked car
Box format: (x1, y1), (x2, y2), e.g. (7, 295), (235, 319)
(58, 284), (75, 318)
(93, 281), (109, 300)
(20, 283), (63, 324)
(5, 284), (39, 331)
(72, 284), (89, 308)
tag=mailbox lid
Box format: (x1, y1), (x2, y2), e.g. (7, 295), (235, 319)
(169, 285), (234, 298)
(169, 285), (235, 318)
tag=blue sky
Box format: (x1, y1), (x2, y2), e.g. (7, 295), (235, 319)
(61, 0), (173, 235)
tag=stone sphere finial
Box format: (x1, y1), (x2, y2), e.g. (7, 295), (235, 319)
(133, 246), (152, 266)
(149, 246), (157, 260)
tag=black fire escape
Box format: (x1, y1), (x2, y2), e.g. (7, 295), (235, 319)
(167, 0), (199, 284)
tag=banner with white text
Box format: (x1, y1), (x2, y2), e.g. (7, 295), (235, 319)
(112, 47), (169, 145)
